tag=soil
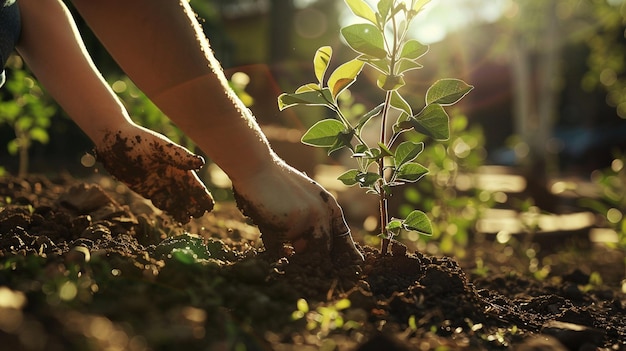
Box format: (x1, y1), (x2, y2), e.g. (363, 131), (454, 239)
(0, 173), (624, 351)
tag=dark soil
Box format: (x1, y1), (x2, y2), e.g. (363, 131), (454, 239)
(0, 174), (624, 351)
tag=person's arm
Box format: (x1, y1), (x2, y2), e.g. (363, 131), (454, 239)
(68, 0), (362, 261)
(68, 0), (275, 183)
(15, 0), (214, 223)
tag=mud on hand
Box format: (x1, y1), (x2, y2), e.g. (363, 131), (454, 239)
(95, 128), (214, 223)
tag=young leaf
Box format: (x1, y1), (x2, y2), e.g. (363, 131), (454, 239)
(392, 111), (412, 134)
(403, 210), (433, 235)
(341, 24), (387, 59)
(337, 169), (360, 186)
(328, 59), (365, 100)
(295, 83), (320, 93)
(314, 46), (332, 85)
(356, 103), (384, 130)
(377, 74), (405, 91)
(377, 0), (393, 22)
(377, 142), (393, 157)
(301, 119), (346, 147)
(30, 128), (49, 144)
(356, 172), (381, 188)
(394, 141), (424, 167)
(395, 162), (428, 182)
(386, 218), (403, 236)
(328, 129), (355, 154)
(277, 89), (333, 110)
(344, 0), (377, 25)
(390, 91), (412, 116)
(360, 56), (390, 74)
(399, 39), (428, 60)
(425, 78), (474, 106)
(396, 60), (423, 74)
(411, 104), (450, 140)
(412, 0), (432, 14)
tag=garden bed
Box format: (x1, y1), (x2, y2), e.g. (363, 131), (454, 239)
(0, 174), (624, 350)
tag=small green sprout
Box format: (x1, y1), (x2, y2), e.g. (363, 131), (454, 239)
(291, 298), (358, 337)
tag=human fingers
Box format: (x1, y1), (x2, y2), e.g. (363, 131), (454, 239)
(149, 137), (205, 171)
(149, 169), (214, 223)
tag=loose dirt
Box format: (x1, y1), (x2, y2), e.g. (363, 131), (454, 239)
(0, 174), (624, 350)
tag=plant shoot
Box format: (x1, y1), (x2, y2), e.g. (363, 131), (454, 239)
(278, 0), (473, 255)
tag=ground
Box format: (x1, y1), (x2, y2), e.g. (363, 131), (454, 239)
(0, 173), (624, 351)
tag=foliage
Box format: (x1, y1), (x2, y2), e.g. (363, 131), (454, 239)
(278, 0), (472, 254)
(397, 115), (493, 256)
(577, 152), (626, 289)
(291, 298), (360, 338)
(0, 58), (57, 177)
(580, 0), (626, 119)
(580, 153), (626, 251)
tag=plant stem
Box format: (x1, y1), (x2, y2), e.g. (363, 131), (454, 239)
(379, 11), (401, 256)
(379, 90), (393, 256)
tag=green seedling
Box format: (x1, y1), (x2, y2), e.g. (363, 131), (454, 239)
(278, 0), (473, 255)
(291, 298), (358, 337)
(0, 64), (56, 177)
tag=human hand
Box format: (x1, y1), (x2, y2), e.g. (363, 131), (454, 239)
(94, 124), (214, 223)
(232, 158), (363, 263)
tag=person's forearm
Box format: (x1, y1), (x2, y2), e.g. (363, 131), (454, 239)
(15, 0), (131, 143)
(70, 0), (277, 183)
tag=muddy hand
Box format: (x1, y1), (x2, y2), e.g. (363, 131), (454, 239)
(232, 158), (363, 262)
(95, 124), (214, 223)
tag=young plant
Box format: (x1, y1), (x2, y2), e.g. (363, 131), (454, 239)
(0, 64), (56, 178)
(278, 0), (473, 255)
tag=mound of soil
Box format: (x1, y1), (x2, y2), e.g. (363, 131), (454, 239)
(0, 174), (624, 350)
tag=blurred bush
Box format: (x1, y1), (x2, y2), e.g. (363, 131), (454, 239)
(397, 114), (494, 257)
(0, 57), (56, 177)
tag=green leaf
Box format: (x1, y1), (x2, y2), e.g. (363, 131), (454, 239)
(328, 59), (365, 100)
(394, 141), (424, 167)
(334, 298), (351, 310)
(411, 104), (450, 140)
(399, 39), (428, 60)
(386, 219), (403, 236)
(341, 24), (387, 59)
(360, 56), (390, 74)
(356, 103), (384, 130)
(297, 298), (309, 313)
(403, 210), (432, 235)
(301, 119), (346, 147)
(356, 172), (381, 188)
(377, 74), (405, 91)
(412, 0), (432, 14)
(344, 0), (377, 24)
(314, 46), (332, 85)
(337, 169), (361, 186)
(377, 142), (393, 156)
(277, 89), (333, 110)
(396, 162), (428, 182)
(425, 78), (474, 106)
(354, 143), (369, 154)
(396, 60), (423, 74)
(377, 0), (394, 21)
(328, 129), (355, 154)
(392, 111), (412, 134)
(390, 91), (412, 115)
(30, 128), (49, 144)
(7, 139), (18, 155)
(295, 83), (319, 93)
(386, 219), (403, 231)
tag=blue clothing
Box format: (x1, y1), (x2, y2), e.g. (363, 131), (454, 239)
(0, 0), (21, 87)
